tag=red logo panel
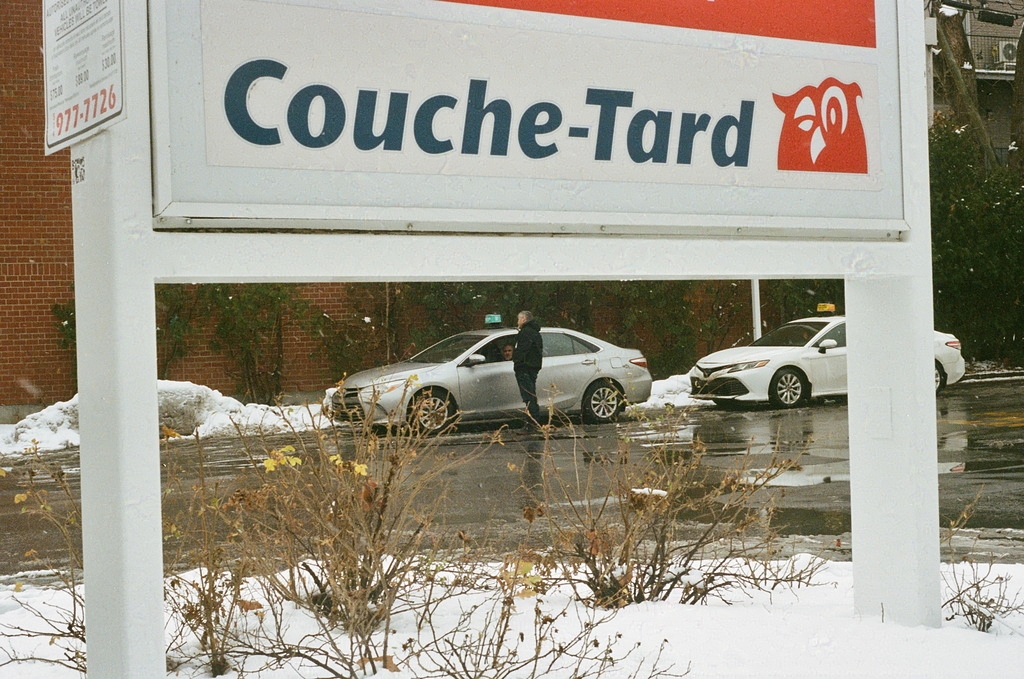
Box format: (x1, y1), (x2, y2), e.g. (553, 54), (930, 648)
(439, 0), (876, 48)
(773, 78), (868, 174)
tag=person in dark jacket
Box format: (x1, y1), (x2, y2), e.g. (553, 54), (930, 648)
(512, 310), (543, 424)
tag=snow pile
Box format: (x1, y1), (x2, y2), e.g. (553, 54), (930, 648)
(157, 379), (247, 435)
(0, 381), (332, 457)
(0, 395), (80, 454)
(194, 399), (330, 439)
(638, 374), (703, 409)
(158, 380), (331, 439)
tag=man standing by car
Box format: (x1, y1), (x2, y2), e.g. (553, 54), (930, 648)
(513, 311), (543, 424)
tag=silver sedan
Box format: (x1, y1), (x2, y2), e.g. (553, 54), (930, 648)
(330, 327), (652, 432)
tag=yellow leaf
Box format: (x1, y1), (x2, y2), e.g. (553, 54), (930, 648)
(13, 582), (23, 593)
(237, 599), (263, 612)
(352, 463), (368, 476)
(13, 493), (28, 504)
(360, 655), (400, 673)
(262, 459), (279, 472)
(0, 468), (6, 477)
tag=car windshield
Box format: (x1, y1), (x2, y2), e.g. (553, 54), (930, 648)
(409, 333), (489, 364)
(750, 321), (829, 347)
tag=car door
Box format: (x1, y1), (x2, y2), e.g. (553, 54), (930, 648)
(802, 322), (848, 395)
(455, 336), (522, 419)
(536, 332), (600, 413)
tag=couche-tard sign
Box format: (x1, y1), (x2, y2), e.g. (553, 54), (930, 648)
(225, 67), (759, 168)
(151, 0), (904, 231)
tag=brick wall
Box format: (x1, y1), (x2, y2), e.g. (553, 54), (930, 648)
(1, 1), (78, 407)
(155, 283), (424, 402)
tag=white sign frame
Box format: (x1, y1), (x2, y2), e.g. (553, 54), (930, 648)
(70, 2), (941, 676)
(150, 0), (908, 239)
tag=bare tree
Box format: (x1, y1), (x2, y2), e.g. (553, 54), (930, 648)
(1008, 23), (1024, 173)
(933, 3), (1000, 169)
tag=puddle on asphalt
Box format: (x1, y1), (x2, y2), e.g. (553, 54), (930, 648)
(771, 507), (852, 535)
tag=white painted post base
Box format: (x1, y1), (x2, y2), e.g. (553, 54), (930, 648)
(846, 275), (941, 627)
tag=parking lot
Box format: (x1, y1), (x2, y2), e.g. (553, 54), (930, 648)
(3, 376), (1024, 580)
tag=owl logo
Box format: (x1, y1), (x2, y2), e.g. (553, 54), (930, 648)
(773, 78), (867, 174)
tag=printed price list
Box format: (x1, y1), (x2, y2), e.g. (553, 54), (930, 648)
(44, 0), (124, 153)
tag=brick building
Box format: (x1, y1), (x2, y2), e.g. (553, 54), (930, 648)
(1, 0), (76, 420)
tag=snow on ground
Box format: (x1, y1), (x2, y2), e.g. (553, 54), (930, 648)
(1, 559), (1022, 678)
(0, 377), (699, 457)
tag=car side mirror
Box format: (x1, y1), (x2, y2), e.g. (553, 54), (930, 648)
(463, 353), (487, 366)
(818, 339), (838, 354)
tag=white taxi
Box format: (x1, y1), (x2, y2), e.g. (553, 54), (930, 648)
(687, 316), (965, 408)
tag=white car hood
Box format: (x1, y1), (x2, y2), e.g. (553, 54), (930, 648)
(695, 345), (795, 369)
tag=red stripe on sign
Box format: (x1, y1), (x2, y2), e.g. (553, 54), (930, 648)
(439, 0), (876, 48)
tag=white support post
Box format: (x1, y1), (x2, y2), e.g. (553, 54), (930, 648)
(845, 274), (941, 626)
(750, 278), (762, 340)
(71, 2), (166, 677)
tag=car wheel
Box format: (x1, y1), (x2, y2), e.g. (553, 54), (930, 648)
(768, 368), (808, 408)
(935, 361), (947, 393)
(582, 380), (624, 424)
(408, 388), (455, 434)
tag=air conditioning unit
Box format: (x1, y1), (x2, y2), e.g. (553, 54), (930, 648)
(997, 40), (1017, 68)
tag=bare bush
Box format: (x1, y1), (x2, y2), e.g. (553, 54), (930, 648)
(943, 561), (1024, 633)
(212, 400), (481, 673)
(0, 449), (86, 675)
(402, 552), (683, 679)
(535, 409), (824, 608)
(941, 491), (1024, 633)
(162, 433), (252, 676)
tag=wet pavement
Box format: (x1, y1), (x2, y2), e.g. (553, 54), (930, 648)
(2, 376), (1024, 581)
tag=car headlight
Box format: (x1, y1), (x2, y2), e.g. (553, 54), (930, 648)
(727, 360), (770, 373)
(362, 374), (420, 398)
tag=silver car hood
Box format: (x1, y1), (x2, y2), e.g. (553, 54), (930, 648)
(343, 362), (441, 388)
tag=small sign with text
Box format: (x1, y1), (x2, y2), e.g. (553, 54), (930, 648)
(44, 0), (125, 154)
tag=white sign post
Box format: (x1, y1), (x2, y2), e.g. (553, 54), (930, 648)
(70, 2), (939, 675)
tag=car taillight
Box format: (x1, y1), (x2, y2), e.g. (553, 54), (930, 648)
(946, 340), (962, 351)
(630, 357), (648, 369)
